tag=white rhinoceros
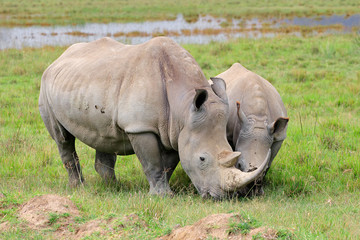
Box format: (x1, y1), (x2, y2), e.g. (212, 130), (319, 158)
(39, 37), (266, 198)
(214, 63), (289, 196)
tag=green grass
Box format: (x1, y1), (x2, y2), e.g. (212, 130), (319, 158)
(227, 214), (260, 235)
(1, 35), (360, 238)
(0, 0), (359, 26)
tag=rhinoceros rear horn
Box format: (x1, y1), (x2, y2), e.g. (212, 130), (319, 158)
(194, 89), (208, 110)
(236, 101), (248, 125)
(210, 77), (228, 103)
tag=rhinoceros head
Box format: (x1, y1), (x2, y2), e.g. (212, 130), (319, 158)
(234, 101), (289, 173)
(178, 78), (268, 199)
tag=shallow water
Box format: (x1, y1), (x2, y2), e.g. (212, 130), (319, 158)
(0, 14), (359, 49)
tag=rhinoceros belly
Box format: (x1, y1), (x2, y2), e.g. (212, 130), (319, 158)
(56, 107), (134, 155)
(72, 122), (134, 155)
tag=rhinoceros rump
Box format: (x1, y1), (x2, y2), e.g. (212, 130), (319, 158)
(39, 37), (265, 198)
(215, 63), (289, 196)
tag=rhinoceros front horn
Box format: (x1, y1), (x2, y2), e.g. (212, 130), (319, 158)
(220, 149), (270, 191)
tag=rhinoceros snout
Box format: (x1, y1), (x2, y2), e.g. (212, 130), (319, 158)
(235, 156), (248, 172)
(236, 160), (258, 172)
(235, 161), (243, 171)
(235, 148), (272, 173)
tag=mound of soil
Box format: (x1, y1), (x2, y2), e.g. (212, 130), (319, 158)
(15, 194), (148, 239)
(76, 213), (148, 239)
(159, 213), (277, 240)
(18, 194), (79, 229)
(14, 194), (281, 239)
(75, 219), (108, 239)
(0, 221), (10, 232)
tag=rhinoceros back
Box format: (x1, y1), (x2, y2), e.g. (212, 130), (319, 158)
(219, 63), (286, 122)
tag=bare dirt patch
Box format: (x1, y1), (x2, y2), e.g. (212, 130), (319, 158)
(158, 213), (280, 240)
(15, 194), (148, 239)
(74, 213), (147, 239)
(18, 194), (79, 229)
(75, 219), (108, 239)
(13, 194), (287, 239)
(0, 221), (11, 232)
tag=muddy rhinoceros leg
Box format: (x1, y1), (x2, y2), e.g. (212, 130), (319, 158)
(40, 101), (84, 187)
(127, 133), (174, 195)
(55, 132), (84, 187)
(95, 151), (117, 184)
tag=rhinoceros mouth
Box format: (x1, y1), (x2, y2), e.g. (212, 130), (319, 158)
(198, 186), (225, 199)
(201, 191), (210, 199)
(202, 191), (222, 200)
(246, 163), (258, 172)
(196, 150), (270, 199)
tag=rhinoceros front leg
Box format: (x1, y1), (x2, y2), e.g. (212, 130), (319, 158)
(127, 133), (174, 195)
(161, 150), (180, 183)
(95, 151), (117, 184)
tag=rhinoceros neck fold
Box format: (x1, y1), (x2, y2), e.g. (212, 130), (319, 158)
(154, 40), (211, 151)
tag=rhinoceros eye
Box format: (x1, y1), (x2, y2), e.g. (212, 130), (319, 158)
(198, 156), (209, 170)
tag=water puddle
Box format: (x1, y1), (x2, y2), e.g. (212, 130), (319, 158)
(0, 14), (359, 49)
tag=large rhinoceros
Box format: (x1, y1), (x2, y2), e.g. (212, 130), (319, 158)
(39, 37), (266, 198)
(214, 63), (289, 196)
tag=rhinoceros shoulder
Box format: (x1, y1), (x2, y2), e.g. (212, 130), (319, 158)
(217, 63), (249, 83)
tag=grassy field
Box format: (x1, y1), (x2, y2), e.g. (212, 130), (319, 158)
(1, 0), (360, 26)
(1, 1), (360, 238)
(1, 34), (359, 239)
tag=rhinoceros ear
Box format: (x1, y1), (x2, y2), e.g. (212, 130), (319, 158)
(210, 77), (228, 103)
(193, 89), (208, 110)
(268, 117), (289, 137)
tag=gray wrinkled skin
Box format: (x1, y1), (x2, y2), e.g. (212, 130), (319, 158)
(216, 63), (289, 196)
(39, 37), (262, 198)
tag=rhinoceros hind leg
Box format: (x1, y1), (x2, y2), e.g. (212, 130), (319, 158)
(95, 151), (117, 184)
(56, 133), (84, 187)
(127, 133), (173, 195)
(40, 100), (84, 187)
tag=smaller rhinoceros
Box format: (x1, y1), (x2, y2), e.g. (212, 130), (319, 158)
(214, 63), (289, 196)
